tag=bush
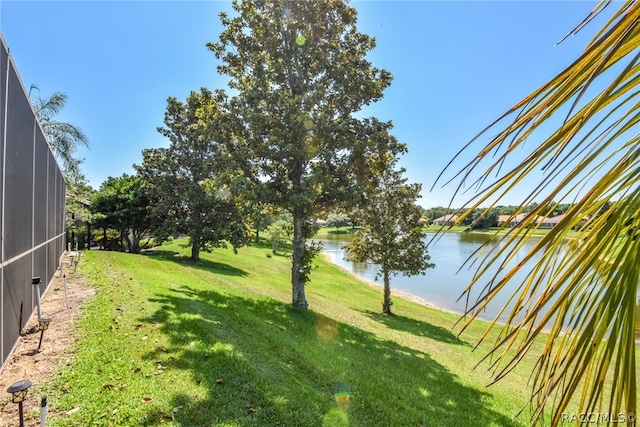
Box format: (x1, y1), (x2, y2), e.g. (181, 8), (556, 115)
(264, 220), (293, 254)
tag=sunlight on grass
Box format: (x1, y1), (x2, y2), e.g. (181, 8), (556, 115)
(322, 407), (350, 427)
(36, 241), (639, 426)
(418, 387), (431, 398)
(210, 342), (240, 357)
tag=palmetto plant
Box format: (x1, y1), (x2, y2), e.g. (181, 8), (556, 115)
(30, 86), (89, 175)
(437, 1), (638, 425)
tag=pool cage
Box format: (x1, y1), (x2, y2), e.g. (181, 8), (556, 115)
(0, 33), (66, 371)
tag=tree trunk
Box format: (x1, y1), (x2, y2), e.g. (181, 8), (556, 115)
(291, 212), (308, 309)
(124, 231), (132, 253)
(255, 219), (260, 244)
(382, 270), (392, 315)
(191, 238), (200, 261)
(131, 230), (140, 254)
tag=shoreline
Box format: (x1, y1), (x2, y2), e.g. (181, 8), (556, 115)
(318, 252), (465, 317)
(319, 251), (640, 344)
(318, 248), (496, 322)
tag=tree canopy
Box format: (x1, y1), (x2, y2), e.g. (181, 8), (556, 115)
(91, 174), (152, 254)
(208, 0), (403, 308)
(346, 150), (434, 314)
(136, 88), (250, 261)
(325, 213), (351, 231)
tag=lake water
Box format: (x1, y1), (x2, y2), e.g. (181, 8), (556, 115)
(316, 232), (548, 324)
(316, 232), (640, 333)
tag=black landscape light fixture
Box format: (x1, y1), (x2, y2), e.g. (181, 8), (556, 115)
(6, 379), (32, 427)
(32, 276), (43, 319)
(32, 276), (53, 350)
(37, 317), (52, 350)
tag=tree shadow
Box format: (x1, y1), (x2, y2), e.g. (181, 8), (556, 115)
(248, 239), (292, 258)
(360, 310), (468, 346)
(143, 249), (249, 277)
(135, 286), (518, 426)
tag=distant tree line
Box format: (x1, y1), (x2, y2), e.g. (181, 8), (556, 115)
(421, 203), (582, 229)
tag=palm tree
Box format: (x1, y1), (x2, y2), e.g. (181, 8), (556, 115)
(30, 85), (89, 176)
(437, 1), (638, 425)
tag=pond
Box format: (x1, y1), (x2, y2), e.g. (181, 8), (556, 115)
(315, 232), (640, 331)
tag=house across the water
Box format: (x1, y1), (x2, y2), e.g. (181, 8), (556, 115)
(432, 214), (458, 226)
(498, 213), (566, 229)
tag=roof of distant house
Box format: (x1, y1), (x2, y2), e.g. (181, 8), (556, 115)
(541, 214), (565, 224)
(433, 214), (458, 222)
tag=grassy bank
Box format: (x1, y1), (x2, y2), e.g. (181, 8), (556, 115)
(315, 225), (467, 235)
(36, 241), (635, 426)
(314, 226), (362, 237)
(315, 225), (561, 236)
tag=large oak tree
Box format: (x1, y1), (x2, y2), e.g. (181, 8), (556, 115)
(209, 0), (402, 308)
(136, 88), (250, 261)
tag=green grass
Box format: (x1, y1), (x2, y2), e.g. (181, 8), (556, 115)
(423, 225), (468, 232)
(423, 225), (576, 237)
(467, 227), (578, 237)
(36, 241), (638, 426)
(314, 226), (362, 237)
(317, 225), (563, 236)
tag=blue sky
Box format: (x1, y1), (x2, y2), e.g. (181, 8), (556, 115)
(0, 1), (612, 208)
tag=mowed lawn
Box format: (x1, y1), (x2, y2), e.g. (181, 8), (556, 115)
(37, 240), (637, 426)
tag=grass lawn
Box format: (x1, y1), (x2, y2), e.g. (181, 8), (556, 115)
(423, 225), (468, 233)
(316, 225), (569, 237)
(467, 227), (577, 237)
(422, 225), (578, 237)
(35, 240), (637, 426)
(314, 226), (362, 237)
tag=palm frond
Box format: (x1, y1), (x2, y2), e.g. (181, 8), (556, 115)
(437, 1), (639, 424)
(32, 90), (68, 121)
(30, 89), (90, 172)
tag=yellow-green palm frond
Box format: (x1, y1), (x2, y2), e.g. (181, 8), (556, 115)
(437, 1), (639, 424)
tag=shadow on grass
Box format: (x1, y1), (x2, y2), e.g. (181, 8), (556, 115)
(137, 286), (518, 426)
(361, 310), (468, 346)
(248, 239), (292, 258)
(144, 249), (249, 277)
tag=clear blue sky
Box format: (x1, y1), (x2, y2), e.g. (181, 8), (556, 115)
(0, 1), (611, 208)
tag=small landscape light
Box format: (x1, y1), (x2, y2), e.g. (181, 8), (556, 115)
(32, 277), (43, 319)
(37, 317), (52, 350)
(41, 395), (48, 427)
(6, 379), (32, 427)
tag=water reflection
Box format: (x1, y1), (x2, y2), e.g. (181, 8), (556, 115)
(316, 233), (543, 324)
(321, 233), (533, 319)
(315, 231), (640, 338)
